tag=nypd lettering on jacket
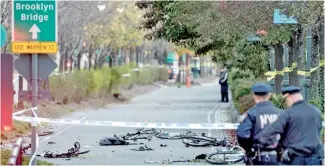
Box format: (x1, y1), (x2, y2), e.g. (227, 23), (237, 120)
(260, 114), (279, 129)
(236, 100), (282, 151)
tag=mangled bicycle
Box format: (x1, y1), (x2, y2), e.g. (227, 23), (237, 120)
(40, 142), (90, 158)
(204, 146), (245, 165)
(99, 128), (200, 146)
(115, 128), (198, 141)
(23, 142), (90, 158)
(182, 133), (229, 147)
(155, 129), (198, 140)
(118, 128), (156, 141)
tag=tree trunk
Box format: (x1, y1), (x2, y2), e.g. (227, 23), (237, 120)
(88, 44), (93, 70)
(77, 46), (84, 70)
(97, 48), (107, 69)
(289, 26), (304, 86)
(130, 48), (136, 64)
(113, 49), (118, 66)
(64, 47), (69, 71)
(310, 27), (320, 100)
(288, 31), (299, 85)
(274, 44), (284, 94)
(135, 47), (139, 65)
(59, 47), (65, 72)
(200, 56), (204, 77)
(69, 54), (73, 72)
(124, 47), (130, 65)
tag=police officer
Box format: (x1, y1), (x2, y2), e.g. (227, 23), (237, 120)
(256, 86), (324, 165)
(219, 67), (229, 102)
(237, 83), (281, 165)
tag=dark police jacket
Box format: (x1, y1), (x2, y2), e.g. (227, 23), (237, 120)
(257, 100), (324, 158)
(219, 72), (228, 92)
(237, 101), (281, 152)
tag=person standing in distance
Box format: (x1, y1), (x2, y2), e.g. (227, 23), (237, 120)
(219, 67), (228, 102)
(237, 83), (281, 165)
(256, 86), (324, 165)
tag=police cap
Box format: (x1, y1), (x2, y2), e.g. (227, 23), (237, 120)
(251, 83), (272, 95)
(281, 86), (301, 95)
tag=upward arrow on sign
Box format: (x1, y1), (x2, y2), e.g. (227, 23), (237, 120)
(29, 24), (41, 40)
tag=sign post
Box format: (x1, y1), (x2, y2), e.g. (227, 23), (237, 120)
(12, 0), (58, 165)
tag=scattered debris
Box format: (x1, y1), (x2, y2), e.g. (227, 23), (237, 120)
(195, 154), (207, 159)
(28, 142), (90, 158)
(145, 160), (159, 164)
(99, 136), (144, 146)
(131, 145), (154, 151)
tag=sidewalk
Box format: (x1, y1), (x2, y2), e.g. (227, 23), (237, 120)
(192, 75), (218, 85)
(209, 81), (239, 147)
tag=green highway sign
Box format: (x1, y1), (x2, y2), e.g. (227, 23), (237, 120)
(13, 0), (57, 42)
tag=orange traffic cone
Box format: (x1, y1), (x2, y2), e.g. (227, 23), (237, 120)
(186, 76), (191, 88)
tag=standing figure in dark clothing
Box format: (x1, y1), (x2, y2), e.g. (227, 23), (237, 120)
(219, 67), (228, 102)
(256, 86), (324, 165)
(237, 83), (281, 165)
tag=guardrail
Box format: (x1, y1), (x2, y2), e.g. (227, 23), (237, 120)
(7, 137), (23, 166)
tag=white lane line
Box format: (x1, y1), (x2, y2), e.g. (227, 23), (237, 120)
(207, 110), (213, 137)
(207, 103), (221, 137)
(41, 116), (87, 141)
(154, 83), (168, 88)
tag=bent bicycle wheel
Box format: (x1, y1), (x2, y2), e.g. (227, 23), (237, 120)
(156, 133), (182, 140)
(123, 135), (151, 141)
(182, 139), (214, 147)
(205, 151), (244, 165)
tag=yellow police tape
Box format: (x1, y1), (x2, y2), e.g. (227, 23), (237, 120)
(162, 63), (216, 70)
(266, 60), (324, 81)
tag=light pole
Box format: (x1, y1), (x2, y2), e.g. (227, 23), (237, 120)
(269, 47), (275, 90)
(282, 43), (289, 87)
(302, 28), (312, 101)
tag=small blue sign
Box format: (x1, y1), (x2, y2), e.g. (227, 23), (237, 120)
(1, 24), (7, 47)
(247, 33), (261, 42)
(167, 52), (176, 63)
(273, 8), (298, 24)
(96, 48), (101, 55)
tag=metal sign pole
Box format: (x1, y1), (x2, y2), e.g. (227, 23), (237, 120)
(31, 53), (38, 165)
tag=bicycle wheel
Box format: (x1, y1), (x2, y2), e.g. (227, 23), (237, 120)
(205, 150), (244, 165)
(122, 134), (152, 141)
(182, 138), (215, 147)
(156, 133), (182, 140)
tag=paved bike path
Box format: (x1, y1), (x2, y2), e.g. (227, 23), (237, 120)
(33, 82), (236, 165)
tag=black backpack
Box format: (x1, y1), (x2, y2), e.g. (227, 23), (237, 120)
(99, 136), (129, 146)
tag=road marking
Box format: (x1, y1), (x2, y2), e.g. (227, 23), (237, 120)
(41, 116), (87, 141)
(207, 103), (221, 137)
(200, 80), (219, 87)
(207, 110), (212, 137)
(154, 83), (168, 88)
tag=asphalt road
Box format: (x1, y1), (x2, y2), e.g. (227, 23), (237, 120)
(33, 81), (236, 165)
